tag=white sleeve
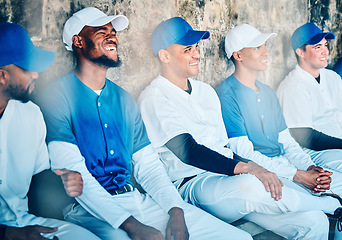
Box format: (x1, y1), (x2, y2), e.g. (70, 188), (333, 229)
(48, 141), (131, 229)
(278, 129), (314, 170)
(33, 106), (50, 175)
(132, 144), (186, 212)
(228, 136), (297, 179)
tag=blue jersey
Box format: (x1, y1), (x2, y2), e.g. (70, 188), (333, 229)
(37, 72), (150, 191)
(215, 75), (287, 157)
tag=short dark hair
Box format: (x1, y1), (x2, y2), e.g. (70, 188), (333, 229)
(295, 44), (307, 62)
(230, 55), (237, 65)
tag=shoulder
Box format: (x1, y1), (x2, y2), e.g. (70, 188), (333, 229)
(277, 68), (304, 95)
(106, 79), (134, 99)
(10, 100), (45, 126)
(189, 78), (216, 94)
(258, 80), (275, 93)
(104, 80), (139, 112)
(215, 75), (236, 97)
(138, 76), (166, 103)
(37, 72), (74, 100)
(322, 68), (342, 80)
(12, 100), (42, 116)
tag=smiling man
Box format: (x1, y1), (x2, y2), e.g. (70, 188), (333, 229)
(0, 22), (100, 240)
(277, 23), (342, 172)
(36, 7), (239, 240)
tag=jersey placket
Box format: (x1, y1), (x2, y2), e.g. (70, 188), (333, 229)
(96, 97), (116, 175)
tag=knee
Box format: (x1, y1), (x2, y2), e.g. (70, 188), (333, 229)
(302, 211), (329, 237)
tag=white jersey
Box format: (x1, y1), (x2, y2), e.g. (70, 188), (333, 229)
(277, 64), (342, 138)
(0, 100), (49, 226)
(138, 75), (233, 182)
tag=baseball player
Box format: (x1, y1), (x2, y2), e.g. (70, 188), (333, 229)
(36, 7), (245, 240)
(216, 23), (342, 239)
(138, 18), (330, 239)
(0, 22), (100, 240)
(276, 23), (342, 173)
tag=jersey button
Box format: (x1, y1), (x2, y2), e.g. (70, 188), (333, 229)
(257, 98), (261, 102)
(98, 102), (101, 107)
(110, 150), (114, 155)
(104, 123), (108, 128)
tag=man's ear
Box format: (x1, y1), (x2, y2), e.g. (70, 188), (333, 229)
(232, 51), (241, 62)
(296, 48), (304, 59)
(0, 69), (9, 87)
(72, 35), (84, 49)
(158, 49), (170, 63)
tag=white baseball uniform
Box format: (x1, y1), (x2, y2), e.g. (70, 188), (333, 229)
(0, 100), (100, 240)
(277, 64), (342, 171)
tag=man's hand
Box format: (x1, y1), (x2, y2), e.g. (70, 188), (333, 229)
(54, 169), (83, 197)
(4, 225), (58, 240)
(307, 165), (333, 192)
(166, 207), (189, 240)
(120, 216), (164, 240)
(294, 167), (332, 193)
(240, 161), (284, 201)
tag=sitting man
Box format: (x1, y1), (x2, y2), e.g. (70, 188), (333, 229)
(216, 23), (342, 239)
(138, 17), (329, 239)
(36, 7), (239, 240)
(0, 22), (99, 240)
(277, 23), (342, 172)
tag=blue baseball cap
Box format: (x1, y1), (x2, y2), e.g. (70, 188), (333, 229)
(151, 17), (210, 56)
(0, 22), (55, 72)
(291, 22), (335, 52)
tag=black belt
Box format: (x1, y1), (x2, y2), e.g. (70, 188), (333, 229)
(107, 183), (134, 195)
(73, 184), (135, 208)
(179, 175), (197, 189)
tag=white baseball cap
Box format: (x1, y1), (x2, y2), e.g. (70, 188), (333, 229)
(63, 7), (129, 51)
(225, 24), (277, 58)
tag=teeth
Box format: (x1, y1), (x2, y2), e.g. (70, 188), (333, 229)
(105, 46), (116, 51)
(189, 62), (198, 66)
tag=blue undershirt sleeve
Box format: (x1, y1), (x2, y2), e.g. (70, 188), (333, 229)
(165, 133), (241, 176)
(289, 127), (342, 151)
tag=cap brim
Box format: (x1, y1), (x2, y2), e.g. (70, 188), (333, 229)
(14, 47), (55, 72)
(87, 15), (129, 32)
(307, 32), (335, 45)
(176, 30), (210, 46)
(245, 32), (277, 48)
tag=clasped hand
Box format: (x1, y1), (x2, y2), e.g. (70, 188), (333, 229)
(294, 165), (333, 193)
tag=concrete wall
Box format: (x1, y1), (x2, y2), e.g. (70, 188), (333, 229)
(1, 0), (341, 98)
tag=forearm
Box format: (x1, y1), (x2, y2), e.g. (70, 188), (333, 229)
(48, 141), (131, 229)
(132, 145), (186, 213)
(165, 133), (239, 176)
(228, 136), (297, 178)
(278, 129), (314, 170)
(290, 127), (342, 151)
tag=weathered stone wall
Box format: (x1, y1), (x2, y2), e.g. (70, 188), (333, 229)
(1, 0), (341, 97)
